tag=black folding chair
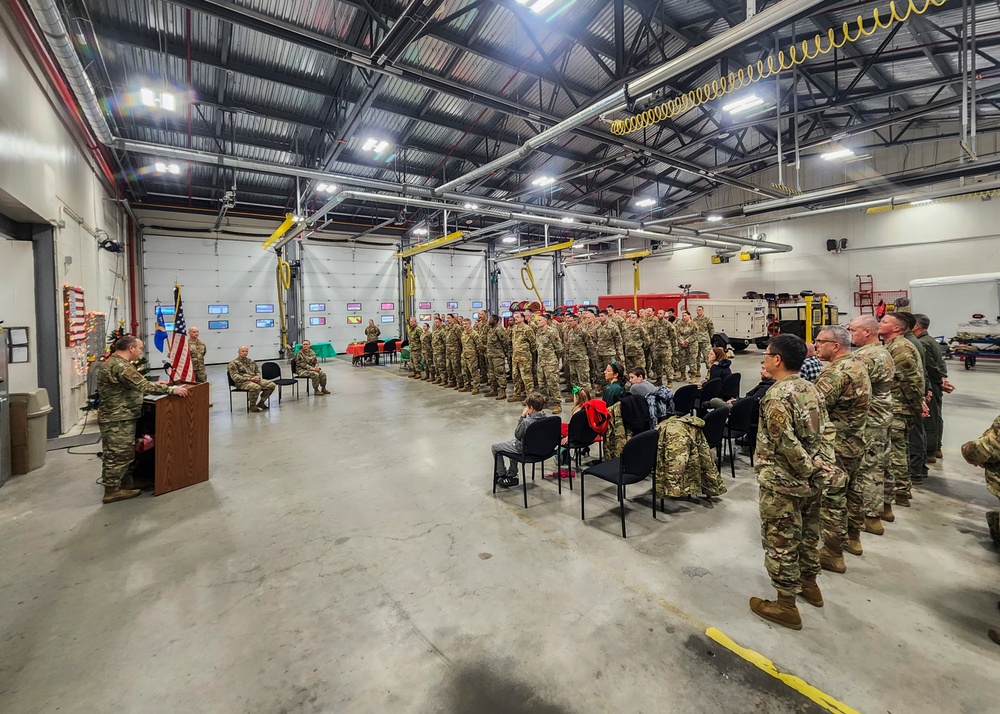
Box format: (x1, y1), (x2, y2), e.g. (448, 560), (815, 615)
(721, 373), (742, 401)
(563, 409), (602, 492)
(671, 384), (698, 416)
(580, 429), (660, 538)
(697, 378), (723, 415)
(262, 361), (298, 403)
(493, 415), (562, 508)
(382, 339), (398, 364)
(226, 372), (252, 413)
(362, 341), (380, 365)
(724, 397), (759, 470)
(702, 405), (731, 476)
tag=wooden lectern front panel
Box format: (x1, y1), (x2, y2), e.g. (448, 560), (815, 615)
(154, 381), (210, 495)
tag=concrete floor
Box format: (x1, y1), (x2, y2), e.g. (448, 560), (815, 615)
(1, 351), (998, 713)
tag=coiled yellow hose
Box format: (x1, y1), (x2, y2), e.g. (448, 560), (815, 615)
(275, 258), (291, 351)
(610, 0), (947, 136)
(633, 260), (641, 311)
(404, 263), (416, 320)
(520, 261), (544, 307)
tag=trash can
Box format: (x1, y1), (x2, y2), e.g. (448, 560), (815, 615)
(10, 389), (53, 473)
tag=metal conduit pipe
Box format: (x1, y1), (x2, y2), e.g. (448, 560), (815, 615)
(433, 0), (827, 194)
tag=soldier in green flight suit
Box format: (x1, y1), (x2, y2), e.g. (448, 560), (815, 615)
(750, 335), (836, 631)
(97, 336), (189, 503)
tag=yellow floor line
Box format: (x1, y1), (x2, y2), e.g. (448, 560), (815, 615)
(705, 628), (861, 714)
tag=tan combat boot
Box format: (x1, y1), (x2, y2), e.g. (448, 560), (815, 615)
(894, 494), (911, 507)
(935, 450), (943, 459)
(495, 393), (508, 401)
(799, 576), (824, 608)
(749, 592), (802, 630)
(249, 404), (262, 413)
(483, 390), (497, 398)
(863, 516), (885, 535)
(470, 388), (479, 395)
(507, 395), (524, 403)
(551, 405), (562, 415)
(257, 400), (270, 410)
(456, 386), (469, 393)
(881, 504), (895, 522)
(820, 545), (847, 574)
(103, 485), (141, 504)
(844, 528), (863, 556)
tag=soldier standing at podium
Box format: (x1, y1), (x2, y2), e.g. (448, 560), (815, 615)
(188, 326), (212, 407)
(97, 336), (189, 504)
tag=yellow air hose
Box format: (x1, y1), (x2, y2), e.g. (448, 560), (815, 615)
(610, 0), (947, 136)
(275, 257), (292, 353)
(633, 259), (641, 312)
(404, 262), (416, 321)
(521, 260), (545, 307)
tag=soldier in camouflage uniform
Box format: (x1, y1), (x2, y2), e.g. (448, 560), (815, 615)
(750, 335), (836, 630)
(445, 315), (463, 388)
(406, 316), (423, 378)
(848, 315), (895, 534)
(622, 313), (646, 374)
(475, 310), (490, 387)
(508, 312), (536, 402)
(693, 306), (714, 371)
(420, 322), (434, 380)
(534, 314), (564, 413)
(561, 313), (590, 401)
(913, 314), (949, 462)
(639, 309), (657, 379)
(365, 319), (381, 343)
(431, 317), (447, 384)
(961, 415), (1000, 548)
(654, 414), (727, 498)
(594, 310), (622, 392)
(675, 311), (700, 382)
(458, 319), (482, 393)
(229, 346), (276, 412)
(188, 327), (208, 383)
(813, 326), (871, 573)
(294, 340), (330, 395)
(98, 336), (189, 503)
(484, 315), (509, 400)
(878, 314), (925, 510)
(652, 313), (675, 386)
(580, 309), (601, 390)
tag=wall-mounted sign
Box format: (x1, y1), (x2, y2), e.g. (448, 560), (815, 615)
(64, 285), (86, 346)
(543, 300), (552, 307)
(582, 299), (592, 305)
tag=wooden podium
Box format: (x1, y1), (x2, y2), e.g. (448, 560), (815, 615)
(140, 381), (210, 495)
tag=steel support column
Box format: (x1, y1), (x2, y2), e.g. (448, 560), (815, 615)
(552, 251), (565, 309)
(486, 240), (499, 315)
(31, 224), (62, 438)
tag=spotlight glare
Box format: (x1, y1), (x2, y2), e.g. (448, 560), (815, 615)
(821, 148), (855, 161)
(531, 176), (555, 187)
(501, 235), (517, 244)
(140, 87), (155, 107)
(706, 215), (723, 222)
(635, 198), (656, 208)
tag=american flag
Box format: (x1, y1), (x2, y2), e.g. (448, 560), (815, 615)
(167, 284), (195, 383)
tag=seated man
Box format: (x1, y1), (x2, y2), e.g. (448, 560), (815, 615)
(294, 340), (330, 395)
(627, 366), (656, 399)
(228, 345), (275, 413)
(707, 364), (775, 409)
(491, 392), (548, 489)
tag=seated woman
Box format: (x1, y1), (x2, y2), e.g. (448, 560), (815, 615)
(700, 347), (732, 385)
(561, 387), (592, 442)
(602, 362), (626, 408)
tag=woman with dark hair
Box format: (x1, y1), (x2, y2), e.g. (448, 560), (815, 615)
(602, 361), (626, 407)
(365, 319), (381, 343)
(701, 346), (732, 384)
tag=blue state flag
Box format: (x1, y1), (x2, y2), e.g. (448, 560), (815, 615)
(154, 306), (167, 353)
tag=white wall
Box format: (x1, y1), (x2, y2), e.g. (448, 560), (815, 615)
(0, 15), (127, 433)
(0, 237), (37, 390)
(610, 198), (1000, 322)
(563, 262), (608, 308)
(411, 250), (486, 322)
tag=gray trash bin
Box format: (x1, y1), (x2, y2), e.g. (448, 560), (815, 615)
(10, 389), (53, 472)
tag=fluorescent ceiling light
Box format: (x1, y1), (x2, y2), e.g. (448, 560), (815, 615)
(911, 199), (933, 206)
(561, 217), (574, 223)
(518, 0), (558, 13)
(413, 227), (428, 235)
(635, 198), (656, 208)
(501, 235), (518, 244)
(141, 87), (175, 110)
(362, 138), (390, 153)
(315, 183), (337, 193)
(160, 93), (176, 111)
(706, 215), (723, 222)
(531, 176), (555, 187)
(821, 148), (855, 161)
(140, 87), (155, 107)
(723, 95), (763, 113)
(463, 203), (478, 209)
(154, 161), (181, 174)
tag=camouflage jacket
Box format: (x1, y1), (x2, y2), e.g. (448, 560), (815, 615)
(510, 323), (536, 356)
(486, 323), (510, 357)
(445, 323), (462, 350)
(97, 354), (173, 423)
(755, 374), (836, 496)
(407, 323), (422, 356)
(851, 342), (895, 428)
(420, 329), (433, 355)
(294, 347), (319, 374)
(460, 329), (481, 358)
(535, 324), (563, 361)
(693, 315), (714, 341)
(884, 335), (925, 418)
(189, 338), (207, 371)
(621, 321), (645, 353)
(594, 321), (622, 357)
(916, 332), (947, 385)
(654, 415), (727, 498)
(962, 415), (1000, 500)
(432, 327), (447, 352)
(228, 356), (261, 384)
(365, 325), (381, 342)
(675, 320), (699, 346)
(562, 324), (589, 361)
(814, 354), (871, 460)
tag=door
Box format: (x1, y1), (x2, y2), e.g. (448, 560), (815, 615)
(0, 329), (10, 487)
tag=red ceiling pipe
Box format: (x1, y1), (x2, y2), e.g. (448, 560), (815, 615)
(7, 0), (118, 188)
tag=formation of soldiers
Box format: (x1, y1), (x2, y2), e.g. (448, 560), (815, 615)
(750, 313), (953, 631)
(404, 304), (715, 414)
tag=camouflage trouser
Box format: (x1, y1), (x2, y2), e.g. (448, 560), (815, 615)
(821, 454), (861, 549)
(625, 349), (645, 373)
(409, 347), (422, 375)
(511, 350), (534, 396)
(304, 369), (327, 391)
(461, 354), (478, 389)
(433, 346), (446, 380)
(886, 415), (914, 501)
(862, 424), (890, 517)
(759, 486), (821, 596)
(566, 357), (590, 394)
(446, 348), (461, 384)
(194, 368), (207, 383)
(678, 344), (697, 379)
(239, 379), (276, 402)
(488, 353), (507, 391)
(653, 348), (673, 384)
(987, 469), (1000, 504)
(696, 339), (711, 368)
(478, 351), (488, 386)
(99, 419), (137, 489)
(536, 355), (560, 405)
